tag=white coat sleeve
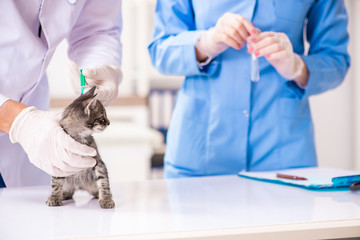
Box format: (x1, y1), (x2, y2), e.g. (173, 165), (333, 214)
(0, 93), (9, 108)
(67, 0), (122, 69)
(0, 93), (9, 137)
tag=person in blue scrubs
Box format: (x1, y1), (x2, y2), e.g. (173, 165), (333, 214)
(148, 1), (350, 178)
(0, 173), (5, 188)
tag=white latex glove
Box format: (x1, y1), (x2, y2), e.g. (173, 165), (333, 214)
(69, 62), (123, 106)
(195, 12), (257, 60)
(247, 31), (305, 82)
(9, 107), (97, 177)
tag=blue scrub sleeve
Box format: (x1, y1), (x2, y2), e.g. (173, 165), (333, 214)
(299, 0), (350, 99)
(148, 0), (219, 76)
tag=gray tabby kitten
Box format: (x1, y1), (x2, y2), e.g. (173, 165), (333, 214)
(46, 87), (115, 209)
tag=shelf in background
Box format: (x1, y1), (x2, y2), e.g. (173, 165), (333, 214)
(50, 96), (148, 108)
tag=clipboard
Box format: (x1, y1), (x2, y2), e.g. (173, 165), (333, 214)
(238, 167), (360, 190)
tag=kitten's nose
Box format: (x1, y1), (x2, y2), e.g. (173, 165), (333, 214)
(106, 119), (110, 126)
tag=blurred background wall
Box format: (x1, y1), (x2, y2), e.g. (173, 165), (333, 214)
(47, 0), (360, 184)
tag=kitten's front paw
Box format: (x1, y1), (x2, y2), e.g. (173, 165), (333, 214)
(46, 197), (62, 207)
(63, 192), (74, 200)
(99, 198), (115, 209)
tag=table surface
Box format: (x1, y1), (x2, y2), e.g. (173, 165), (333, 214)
(1, 175), (360, 240)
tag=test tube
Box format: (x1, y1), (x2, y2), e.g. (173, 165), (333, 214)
(250, 53), (260, 82)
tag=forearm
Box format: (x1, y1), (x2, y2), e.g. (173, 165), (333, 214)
(299, 0), (350, 96)
(68, 34), (121, 69)
(0, 100), (28, 133)
(301, 53), (349, 97)
(149, 31), (216, 76)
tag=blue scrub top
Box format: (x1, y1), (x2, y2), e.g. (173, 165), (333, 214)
(148, 0), (350, 178)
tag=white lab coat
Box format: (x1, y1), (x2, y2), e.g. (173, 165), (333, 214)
(0, 0), (122, 187)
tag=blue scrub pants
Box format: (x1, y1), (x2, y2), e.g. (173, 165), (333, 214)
(0, 173), (6, 188)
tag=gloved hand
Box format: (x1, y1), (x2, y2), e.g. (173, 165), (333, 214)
(9, 107), (97, 177)
(247, 31), (306, 83)
(196, 12), (257, 60)
(69, 62), (123, 106)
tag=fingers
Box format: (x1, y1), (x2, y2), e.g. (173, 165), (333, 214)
(230, 15), (255, 42)
(223, 25), (244, 49)
(82, 68), (97, 77)
(47, 162), (90, 177)
(51, 128), (97, 176)
(252, 35), (279, 53)
(82, 67), (107, 88)
(56, 131), (97, 170)
(255, 42), (282, 58)
(265, 50), (288, 61)
(226, 13), (256, 35)
(248, 33), (279, 55)
(83, 77), (103, 87)
(52, 156), (89, 173)
(30, 154), (82, 177)
(84, 77), (111, 103)
(68, 140), (97, 157)
(18, 108), (98, 177)
(248, 32), (290, 59)
(238, 16), (257, 36)
(215, 12), (257, 49)
(236, 24), (253, 47)
(71, 63), (102, 86)
(47, 166), (76, 177)
(62, 154), (97, 169)
(217, 30), (243, 49)
(80, 68), (118, 106)
(82, 66), (107, 79)
(60, 130), (97, 157)
(250, 31), (275, 43)
(54, 111), (63, 122)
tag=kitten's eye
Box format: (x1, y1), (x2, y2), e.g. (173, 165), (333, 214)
(97, 116), (106, 124)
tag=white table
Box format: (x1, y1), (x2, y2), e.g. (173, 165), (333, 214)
(1, 175), (360, 240)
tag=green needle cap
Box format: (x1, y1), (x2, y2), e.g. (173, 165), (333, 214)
(80, 69), (86, 95)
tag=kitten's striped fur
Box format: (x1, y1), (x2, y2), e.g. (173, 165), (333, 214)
(46, 87), (114, 209)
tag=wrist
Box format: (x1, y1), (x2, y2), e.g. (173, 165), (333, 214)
(292, 55), (309, 88)
(195, 46), (210, 63)
(0, 100), (28, 134)
(195, 28), (225, 60)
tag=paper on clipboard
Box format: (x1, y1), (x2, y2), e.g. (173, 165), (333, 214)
(238, 167), (360, 190)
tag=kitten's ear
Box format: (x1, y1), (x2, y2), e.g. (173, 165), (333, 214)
(84, 86), (97, 97)
(84, 96), (98, 116)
